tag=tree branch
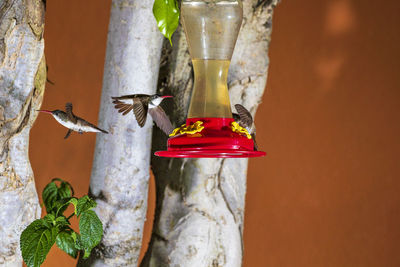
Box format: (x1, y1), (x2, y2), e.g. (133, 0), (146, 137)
(78, 0), (164, 266)
(0, 0), (46, 265)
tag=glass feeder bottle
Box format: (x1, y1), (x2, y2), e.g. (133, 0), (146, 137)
(183, 0), (242, 118)
(155, 0), (266, 158)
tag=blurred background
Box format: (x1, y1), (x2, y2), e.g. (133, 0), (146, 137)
(29, 0), (400, 266)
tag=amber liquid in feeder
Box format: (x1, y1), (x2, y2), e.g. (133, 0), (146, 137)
(188, 59), (232, 118)
(182, 0), (242, 118)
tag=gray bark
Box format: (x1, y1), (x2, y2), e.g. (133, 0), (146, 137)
(78, 0), (163, 266)
(0, 0), (45, 266)
(142, 0), (279, 266)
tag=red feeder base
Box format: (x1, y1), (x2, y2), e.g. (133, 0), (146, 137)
(155, 118), (266, 158)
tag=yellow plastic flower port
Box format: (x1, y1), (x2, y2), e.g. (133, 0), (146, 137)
(169, 121), (205, 137)
(231, 121), (252, 139)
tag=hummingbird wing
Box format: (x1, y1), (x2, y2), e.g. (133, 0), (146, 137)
(65, 103), (77, 123)
(111, 95), (149, 127)
(234, 104), (253, 129)
(64, 129), (72, 139)
(112, 94), (148, 100)
(232, 112), (240, 122)
(132, 98), (148, 127)
(148, 106), (174, 135)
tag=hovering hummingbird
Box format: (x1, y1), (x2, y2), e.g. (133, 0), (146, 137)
(232, 104), (258, 150)
(111, 94), (174, 135)
(37, 103), (108, 139)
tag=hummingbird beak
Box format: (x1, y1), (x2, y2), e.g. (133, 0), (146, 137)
(162, 95), (173, 99)
(36, 110), (52, 114)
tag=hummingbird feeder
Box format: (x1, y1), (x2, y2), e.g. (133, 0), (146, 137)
(155, 0), (266, 158)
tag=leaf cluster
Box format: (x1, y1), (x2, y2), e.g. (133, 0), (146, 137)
(20, 178), (103, 267)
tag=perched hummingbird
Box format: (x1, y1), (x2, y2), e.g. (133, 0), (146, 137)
(37, 103), (108, 139)
(112, 94), (174, 135)
(232, 104), (258, 150)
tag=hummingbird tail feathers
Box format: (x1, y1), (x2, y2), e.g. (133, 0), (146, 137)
(96, 126), (108, 134)
(84, 120), (109, 134)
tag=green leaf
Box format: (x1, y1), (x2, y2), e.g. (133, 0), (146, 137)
(20, 219), (58, 267)
(58, 180), (73, 198)
(42, 178), (74, 214)
(75, 237), (92, 259)
(54, 197), (73, 216)
(76, 196), (96, 217)
(56, 231), (78, 258)
(42, 214), (56, 229)
(75, 232), (92, 259)
(79, 210), (103, 254)
(55, 216), (69, 228)
(153, 0), (180, 45)
(68, 198), (78, 215)
(42, 182), (58, 213)
(75, 234), (84, 250)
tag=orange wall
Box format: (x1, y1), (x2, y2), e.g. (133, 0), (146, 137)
(29, 0), (400, 266)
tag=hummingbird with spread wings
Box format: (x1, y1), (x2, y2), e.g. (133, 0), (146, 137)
(111, 94), (174, 135)
(232, 104), (258, 150)
(37, 103), (108, 139)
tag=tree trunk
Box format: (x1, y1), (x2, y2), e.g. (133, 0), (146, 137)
(0, 0), (45, 266)
(78, 0), (163, 266)
(142, 0), (279, 266)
